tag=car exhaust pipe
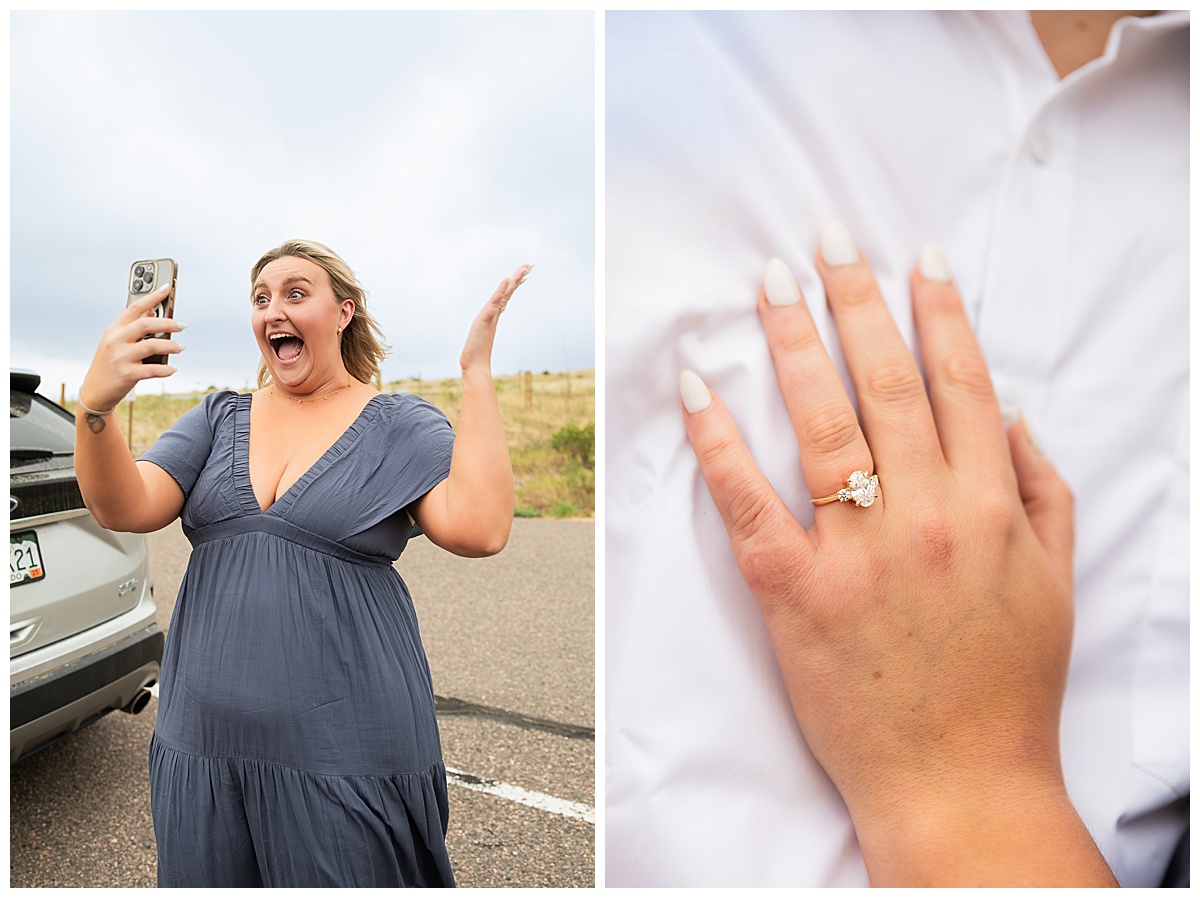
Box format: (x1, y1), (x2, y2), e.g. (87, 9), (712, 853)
(121, 687), (154, 715)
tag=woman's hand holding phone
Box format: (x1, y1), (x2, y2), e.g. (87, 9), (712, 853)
(79, 287), (185, 412)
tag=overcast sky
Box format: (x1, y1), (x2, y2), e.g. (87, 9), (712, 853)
(11, 11), (595, 397)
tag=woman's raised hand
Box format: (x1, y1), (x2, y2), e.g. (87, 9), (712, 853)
(459, 264), (531, 373)
(80, 286), (185, 410)
(414, 263), (529, 557)
(680, 222), (1114, 886)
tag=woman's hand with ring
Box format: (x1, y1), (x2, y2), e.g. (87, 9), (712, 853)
(80, 286), (185, 411)
(680, 222), (1114, 886)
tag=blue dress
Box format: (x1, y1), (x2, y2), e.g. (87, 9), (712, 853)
(140, 391), (456, 887)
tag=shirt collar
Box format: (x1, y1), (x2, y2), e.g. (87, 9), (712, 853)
(1105, 10), (1189, 60)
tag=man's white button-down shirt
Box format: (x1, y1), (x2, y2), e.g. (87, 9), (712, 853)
(605, 11), (1188, 887)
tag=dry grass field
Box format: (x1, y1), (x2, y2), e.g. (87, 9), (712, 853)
(64, 369), (595, 518)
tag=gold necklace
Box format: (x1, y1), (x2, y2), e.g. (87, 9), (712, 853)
(271, 382), (353, 404)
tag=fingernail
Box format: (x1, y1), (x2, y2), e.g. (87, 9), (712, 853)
(821, 219), (860, 266)
(996, 379), (1021, 428)
(176, 322), (189, 330)
(919, 242), (952, 282)
(764, 258), (800, 306)
(679, 369), (712, 414)
(1019, 411), (1044, 455)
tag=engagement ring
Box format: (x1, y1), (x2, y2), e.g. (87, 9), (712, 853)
(812, 470), (880, 508)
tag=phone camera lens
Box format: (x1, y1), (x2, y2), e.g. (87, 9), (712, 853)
(133, 278), (145, 292)
(134, 265), (146, 278)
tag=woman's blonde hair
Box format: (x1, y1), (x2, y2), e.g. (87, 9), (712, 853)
(251, 239), (390, 389)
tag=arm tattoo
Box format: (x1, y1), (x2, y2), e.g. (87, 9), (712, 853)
(86, 413), (106, 434)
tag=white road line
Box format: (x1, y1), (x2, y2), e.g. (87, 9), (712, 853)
(445, 767), (595, 825)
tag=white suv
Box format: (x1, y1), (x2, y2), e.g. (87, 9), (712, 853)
(10, 369), (163, 763)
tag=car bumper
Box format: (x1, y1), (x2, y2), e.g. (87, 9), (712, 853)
(10, 624), (164, 764)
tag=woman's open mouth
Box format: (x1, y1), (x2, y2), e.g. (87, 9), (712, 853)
(269, 333), (305, 363)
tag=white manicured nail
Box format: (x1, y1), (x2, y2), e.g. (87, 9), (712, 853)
(1019, 411), (1044, 455)
(679, 369), (712, 414)
(996, 380), (1021, 428)
(764, 258), (800, 306)
(919, 242), (952, 282)
(821, 220), (859, 266)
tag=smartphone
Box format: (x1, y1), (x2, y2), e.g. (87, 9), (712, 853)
(126, 258), (178, 365)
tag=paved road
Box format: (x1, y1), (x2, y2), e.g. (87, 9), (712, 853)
(9, 517), (594, 888)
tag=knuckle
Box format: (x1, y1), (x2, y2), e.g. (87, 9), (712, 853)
(697, 433), (742, 472)
(736, 539), (783, 597)
(802, 401), (862, 459)
(774, 327), (823, 361)
(1051, 477), (1075, 512)
(910, 506), (958, 572)
(905, 485), (1022, 574)
(982, 490), (1019, 534)
(734, 524), (807, 601)
(726, 481), (778, 543)
(830, 279), (879, 310)
(915, 281), (964, 317)
(962, 484), (1019, 540)
(864, 356), (926, 405)
(938, 350), (995, 401)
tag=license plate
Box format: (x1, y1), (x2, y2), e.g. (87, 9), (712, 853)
(10, 530), (45, 586)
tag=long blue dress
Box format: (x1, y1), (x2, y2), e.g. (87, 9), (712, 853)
(139, 390), (456, 887)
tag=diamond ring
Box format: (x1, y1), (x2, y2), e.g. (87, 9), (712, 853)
(811, 470), (880, 508)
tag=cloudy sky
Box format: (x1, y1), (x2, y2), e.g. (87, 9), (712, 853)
(11, 11), (595, 396)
